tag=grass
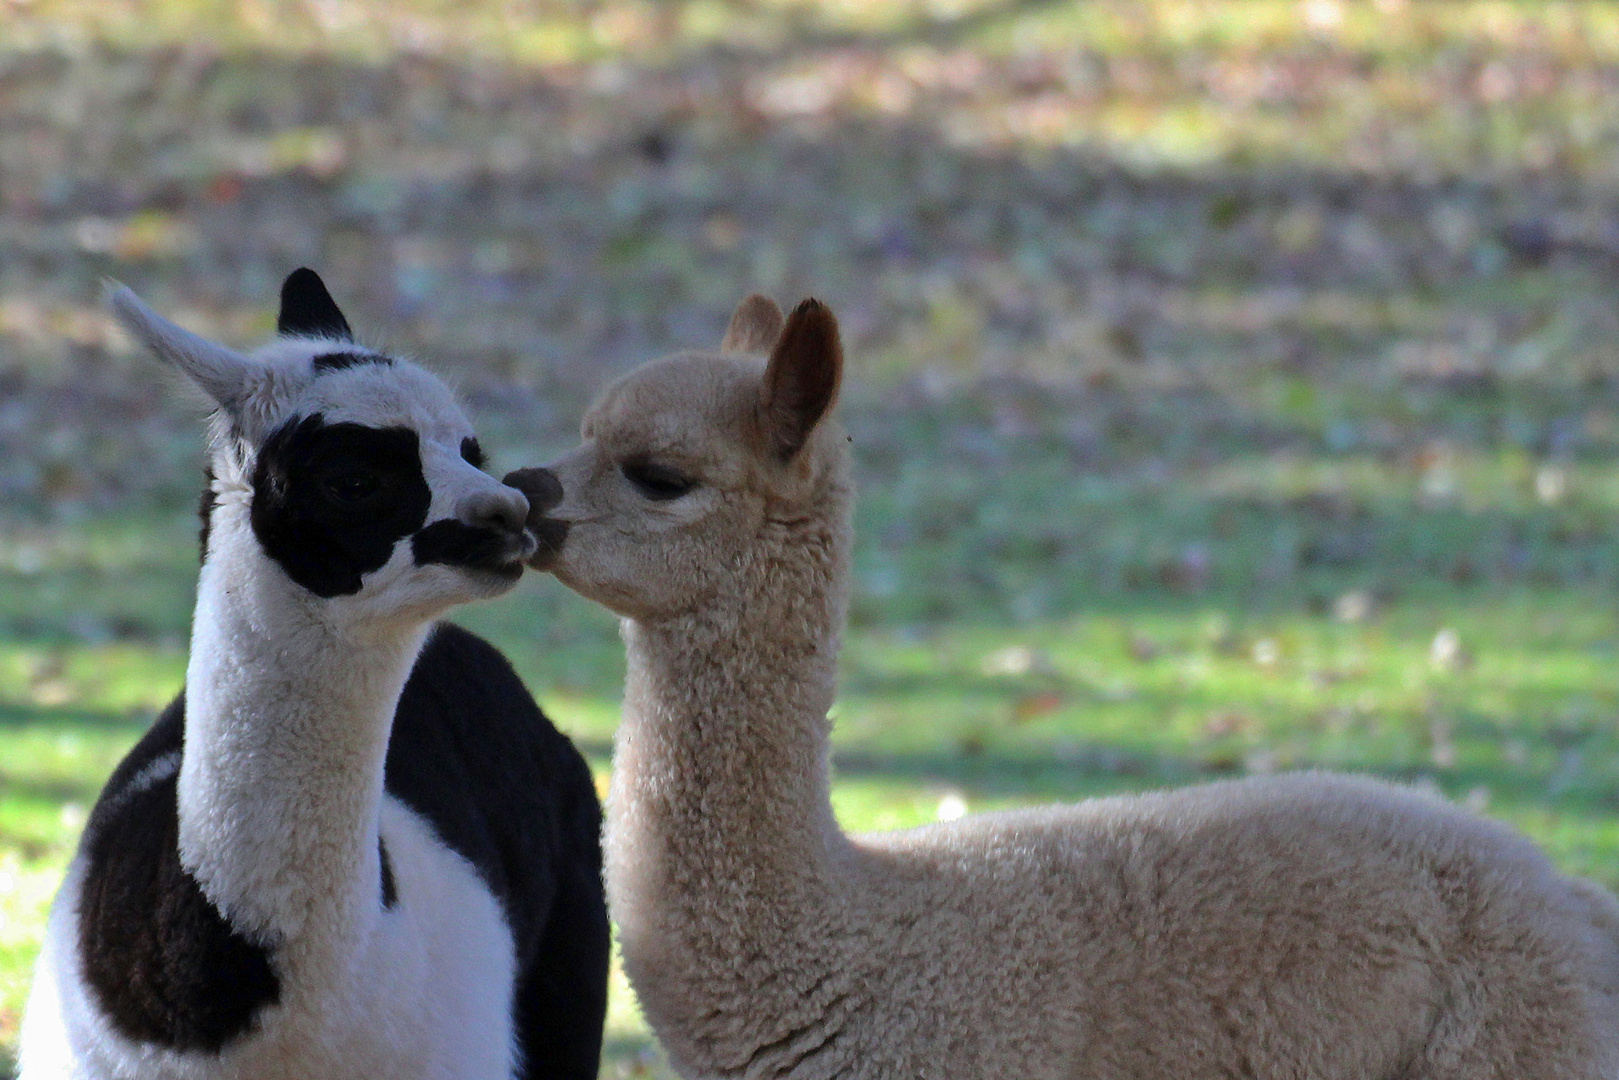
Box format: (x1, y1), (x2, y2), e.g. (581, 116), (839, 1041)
(8, 0), (1619, 1076)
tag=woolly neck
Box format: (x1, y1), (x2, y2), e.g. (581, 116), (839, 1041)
(176, 534), (427, 950)
(606, 478), (860, 971)
(617, 611), (845, 873)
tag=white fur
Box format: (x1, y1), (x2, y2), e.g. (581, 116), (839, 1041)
(22, 799), (515, 1080)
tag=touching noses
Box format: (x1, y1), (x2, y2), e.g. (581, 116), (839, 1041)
(502, 467), (564, 522)
(457, 485), (529, 535)
(501, 467), (569, 570)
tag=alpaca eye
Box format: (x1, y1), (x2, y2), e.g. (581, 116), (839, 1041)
(622, 460), (696, 501)
(324, 470), (382, 505)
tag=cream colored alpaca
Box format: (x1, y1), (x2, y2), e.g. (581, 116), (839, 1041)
(509, 296), (1619, 1080)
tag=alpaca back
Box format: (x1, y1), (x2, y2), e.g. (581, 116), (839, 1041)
(385, 623), (608, 1076)
(848, 772), (1619, 1078)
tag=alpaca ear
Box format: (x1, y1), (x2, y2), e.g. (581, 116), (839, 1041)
(106, 282), (259, 414)
(760, 298), (842, 461)
(276, 267), (353, 342)
(722, 294), (784, 354)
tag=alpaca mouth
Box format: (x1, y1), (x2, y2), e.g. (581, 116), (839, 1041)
(524, 518), (570, 571)
(502, 467), (568, 570)
(412, 520), (535, 577)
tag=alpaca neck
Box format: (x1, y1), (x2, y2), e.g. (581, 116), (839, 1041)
(177, 539), (425, 948)
(608, 504), (854, 950)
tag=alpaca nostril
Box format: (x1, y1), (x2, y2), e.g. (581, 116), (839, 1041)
(502, 467), (563, 518)
(459, 489), (528, 535)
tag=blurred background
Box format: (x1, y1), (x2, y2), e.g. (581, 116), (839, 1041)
(6, 0), (1619, 1073)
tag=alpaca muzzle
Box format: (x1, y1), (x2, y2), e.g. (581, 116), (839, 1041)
(503, 467), (570, 570)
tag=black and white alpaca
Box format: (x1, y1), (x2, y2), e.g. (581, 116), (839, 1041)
(21, 271), (609, 1080)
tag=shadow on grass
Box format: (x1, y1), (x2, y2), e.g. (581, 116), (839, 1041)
(9, 19), (1619, 410)
(0, 702), (153, 733)
(0, 825), (74, 862)
(718, 0), (1076, 54)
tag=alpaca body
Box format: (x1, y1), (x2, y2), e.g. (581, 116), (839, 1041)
(512, 294), (1619, 1080)
(609, 611), (1619, 1080)
(618, 717), (1619, 1078)
(24, 623), (605, 1080)
(22, 273), (607, 1080)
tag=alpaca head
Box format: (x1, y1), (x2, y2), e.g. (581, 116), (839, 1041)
(507, 294), (847, 623)
(111, 269), (535, 627)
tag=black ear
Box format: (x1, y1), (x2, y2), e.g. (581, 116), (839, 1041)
(277, 268), (354, 341)
(760, 298), (842, 462)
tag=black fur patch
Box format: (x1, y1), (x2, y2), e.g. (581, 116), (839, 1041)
(277, 268), (354, 341)
(411, 520), (524, 579)
(312, 351), (392, 374)
(460, 437), (485, 468)
(387, 624), (608, 1079)
(198, 464), (217, 564)
(250, 414), (431, 597)
(77, 698), (280, 1053)
(379, 838), (398, 909)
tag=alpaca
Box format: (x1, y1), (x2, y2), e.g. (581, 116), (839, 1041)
(21, 270), (608, 1080)
(506, 295), (1619, 1079)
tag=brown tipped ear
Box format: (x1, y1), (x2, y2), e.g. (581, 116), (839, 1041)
(760, 298), (842, 461)
(722, 294), (785, 354)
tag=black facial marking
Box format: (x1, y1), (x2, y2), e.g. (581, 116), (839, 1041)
(461, 437), (485, 468)
(379, 837), (398, 909)
(313, 350), (392, 374)
(277, 268), (354, 341)
(412, 520), (524, 579)
(78, 696), (280, 1053)
(251, 414), (431, 597)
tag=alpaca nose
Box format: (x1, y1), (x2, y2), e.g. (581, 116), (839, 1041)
(458, 487), (529, 535)
(502, 467), (563, 520)
(502, 467), (568, 569)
